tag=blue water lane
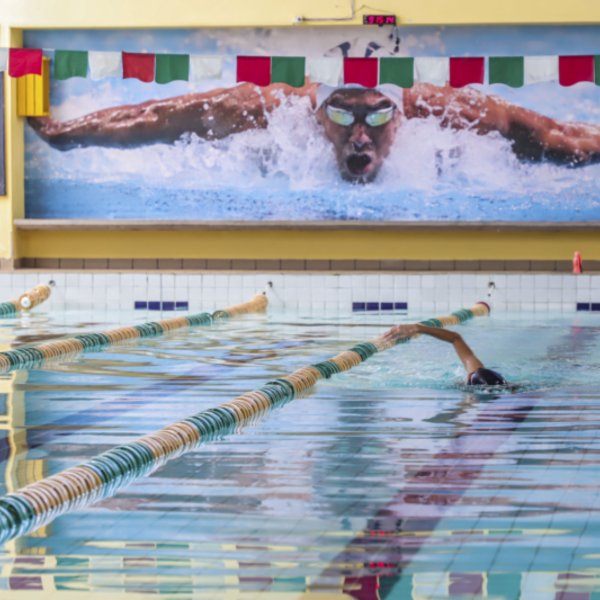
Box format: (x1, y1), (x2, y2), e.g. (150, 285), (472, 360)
(0, 309), (599, 599)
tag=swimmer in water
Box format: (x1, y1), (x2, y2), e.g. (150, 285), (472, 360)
(28, 81), (600, 184)
(382, 323), (507, 386)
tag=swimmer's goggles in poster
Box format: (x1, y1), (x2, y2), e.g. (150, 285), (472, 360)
(326, 104), (395, 127)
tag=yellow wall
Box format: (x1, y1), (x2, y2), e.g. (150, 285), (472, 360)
(0, 26), (23, 264)
(18, 230), (600, 260)
(1, 0), (600, 28)
(2, 1), (600, 265)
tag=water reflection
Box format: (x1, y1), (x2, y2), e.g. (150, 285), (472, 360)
(0, 310), (598, 598)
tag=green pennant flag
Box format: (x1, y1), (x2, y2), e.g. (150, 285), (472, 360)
(379, 57), (414, 88)
(595, 56), (600, 85)
(54, 50), (88, 80)
(489, 56), (524, 88)
(271, 57), (305, 88)
(155, 54), (190, 84)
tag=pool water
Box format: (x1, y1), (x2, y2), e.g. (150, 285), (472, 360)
(0, 308), (599, 599)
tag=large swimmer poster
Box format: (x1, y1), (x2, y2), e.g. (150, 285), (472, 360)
(23, 27), (600, 221)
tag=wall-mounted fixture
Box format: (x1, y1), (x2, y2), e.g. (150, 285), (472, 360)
(17, 57), (50, 117)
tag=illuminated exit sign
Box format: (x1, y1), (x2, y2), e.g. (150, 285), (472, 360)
(362, 15), (396, 25)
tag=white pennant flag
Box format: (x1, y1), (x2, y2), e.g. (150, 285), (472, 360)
(524, 56), (558, 85)
(415, 57), (450, 86)
(89, 51), (122, 80)
(189, 55), (223, 82)
(308, 57), (343, 87)
(0, 48), (7, 72)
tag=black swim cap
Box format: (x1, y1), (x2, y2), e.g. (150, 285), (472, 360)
(468, 368), (507, 386)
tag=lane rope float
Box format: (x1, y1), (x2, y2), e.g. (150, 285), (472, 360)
(0, 302), (489, 543)
(0, 292), (269, 373)
(0, 281), (54, 317)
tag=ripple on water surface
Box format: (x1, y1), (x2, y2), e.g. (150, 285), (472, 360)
(0, 309), (598, 598)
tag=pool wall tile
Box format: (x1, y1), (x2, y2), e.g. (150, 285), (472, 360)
(577, 288), (591, 302)
(576, 274), (591, 288)
(380, 274), (394, 288)
(407, 275), (421, 288)
(422, 275), (435, 288)
(462, 274), (477, 287)
(188, 275), (202, 289)
(93, 273), (107, 288)
(434, 274), (449, 288)
(325, 288), (339, 302)
(106, 287), (120, 302)
(106, 273), (120, 287)
(521, 288), (535, 302)
(2, 272), (600, 312)
(162, 287), (176, 301)
(521, 275), (535, 288)
(11, 273), (25, 288)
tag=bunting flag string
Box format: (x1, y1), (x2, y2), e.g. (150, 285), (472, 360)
(89, 51), (121, 80)
(344, 57), (378, 87)
(156, 53), (190, 84)
(8, 48), (43, 77)
(189, 55), (222, 82)
(236, 56), (271, 86)
(449, 57), (484, 88)
(524, 56), (559, 85)
(3, 47), (600, 89)
(54, 50), (88, 80)
(307, 57), (343, 86)
(379, 57), (414, 88)
(271, 56), (305, 87)
(415, 57), (449, 87)
(122, 51), (155, 83)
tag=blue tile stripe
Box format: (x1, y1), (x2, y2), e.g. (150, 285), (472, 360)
(353, 302), (408, 312)
(136, 301), (190, 311)
(577, 303), (600, 311)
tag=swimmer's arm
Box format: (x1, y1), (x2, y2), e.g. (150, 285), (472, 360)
(405, 84), (600, 165)
(27, 82), (318, 151)
(383, 323), (484, 373)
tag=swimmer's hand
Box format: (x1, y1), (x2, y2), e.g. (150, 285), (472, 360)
(383, 323), (421, 341)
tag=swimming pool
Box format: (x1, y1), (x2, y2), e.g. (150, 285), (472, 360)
(0, 307), (599, 599)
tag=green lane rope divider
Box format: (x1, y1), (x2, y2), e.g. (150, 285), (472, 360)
(0, 302), (490, 543)
(0, 281), (54, 317)
(0, 292), (269, 373)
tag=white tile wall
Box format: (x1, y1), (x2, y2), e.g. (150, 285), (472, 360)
(0, 272), (599, 313)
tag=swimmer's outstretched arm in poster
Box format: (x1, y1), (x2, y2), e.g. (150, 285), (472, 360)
(28, 82), (600, 167)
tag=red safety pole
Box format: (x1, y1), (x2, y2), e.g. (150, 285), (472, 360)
(573, 251), (583, 274)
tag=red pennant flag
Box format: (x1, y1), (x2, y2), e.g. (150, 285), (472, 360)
(8, 48), (43, 77)
(449, 57), (484, 88)
(559, 55), (594, 86)
(236, 56), (271, 86)
(343, 57), (378, 87)
(122, 52), (155, 83)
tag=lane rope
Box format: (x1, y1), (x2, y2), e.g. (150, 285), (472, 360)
(0, 281), (54, 317)
(0, 302), (489, 543)
(0, 292), (269, 373)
